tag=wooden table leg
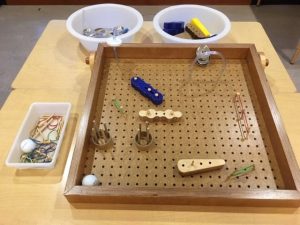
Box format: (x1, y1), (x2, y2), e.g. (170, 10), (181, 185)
(290, 42), (300, 64)
(256, 0), (262, 6)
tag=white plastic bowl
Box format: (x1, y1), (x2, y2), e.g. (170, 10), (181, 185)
(153, 5), (231, 44)
(66, 4), (143, 52)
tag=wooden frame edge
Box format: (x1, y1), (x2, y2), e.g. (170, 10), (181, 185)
(64, 44), (106, 193)
(65, 186), (300, 207)
(64, 43), (300, 206)
(247, 45), (300, 190)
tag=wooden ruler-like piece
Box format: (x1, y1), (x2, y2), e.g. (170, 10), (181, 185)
(177, 159), (225, 176)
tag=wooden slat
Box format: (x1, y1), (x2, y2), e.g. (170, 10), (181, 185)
(104, 43), (250, 59)
(65, 46), (106, 190)
(65, 186), (300, 207)
(246, 45), (300, 190)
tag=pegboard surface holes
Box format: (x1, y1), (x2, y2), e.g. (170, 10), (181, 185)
(84, 58), (285, 190)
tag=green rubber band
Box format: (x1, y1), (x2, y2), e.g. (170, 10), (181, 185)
(226, 164), (255, 180)
(112, 98), (125, 113)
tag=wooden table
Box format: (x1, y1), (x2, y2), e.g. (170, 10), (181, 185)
(1, 20), (300, 224)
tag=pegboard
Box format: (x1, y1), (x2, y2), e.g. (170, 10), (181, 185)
(65, 44), (300, 206)
(83, 57), (285, 190)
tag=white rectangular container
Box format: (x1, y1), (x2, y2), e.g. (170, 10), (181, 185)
(5, 102), (71, 169)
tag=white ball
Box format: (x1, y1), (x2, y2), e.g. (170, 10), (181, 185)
(20, 139), (36, 153)
(82, 174), (100, 186)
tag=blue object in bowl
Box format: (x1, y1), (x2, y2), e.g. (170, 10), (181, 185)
(163, 21), (184, 35)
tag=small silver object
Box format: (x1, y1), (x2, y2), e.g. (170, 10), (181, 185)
(82, 26), (128, 38)
(196, 45), (211, 66)
(83, 28), (95, 37)
(94, 28), (111, 38)
(113, 26), (127, 36)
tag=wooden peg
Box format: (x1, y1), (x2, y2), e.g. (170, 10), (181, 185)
(258, 52), (269, 69)
(145, 122), (150, 143)
(85, 53), (96, 70)
(137, 124), (142, 144)
(290, 43), (300, 64)
(177, 159), (225, 176)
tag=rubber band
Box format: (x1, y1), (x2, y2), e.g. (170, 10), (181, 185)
(180, 45), (226, 98)
(20, 115), (63, 163)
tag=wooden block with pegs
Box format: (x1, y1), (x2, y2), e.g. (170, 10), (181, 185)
(177, 159), (225, 176)
(139, 109), (182, 122)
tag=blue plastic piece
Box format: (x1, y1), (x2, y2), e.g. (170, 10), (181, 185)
(164, 21), (184, 30)
(163, 21), (184, 35)
(163, 28), (184, 36)
(131, 76), (164, 105)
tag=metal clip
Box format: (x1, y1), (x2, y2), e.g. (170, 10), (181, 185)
(196, 45), (211, 65)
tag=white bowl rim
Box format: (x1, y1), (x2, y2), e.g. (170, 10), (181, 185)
(66, 3), (144, 43)
(153, 4), (231, 44)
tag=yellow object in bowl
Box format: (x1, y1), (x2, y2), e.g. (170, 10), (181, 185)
(190, 18), (211, 37)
